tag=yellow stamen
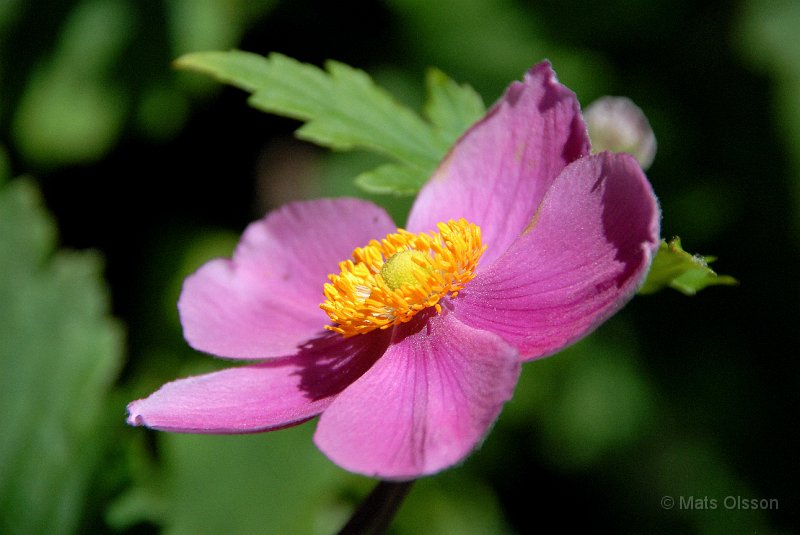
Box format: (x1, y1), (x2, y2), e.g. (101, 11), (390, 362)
(320, 219), (486, 337)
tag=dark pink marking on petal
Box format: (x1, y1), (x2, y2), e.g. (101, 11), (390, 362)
(179, 198), (396, 359)
(127, 329), (391, 433)
(407, 61), (590, 266)
(454, 152), (660, 360)
(314, 311), (520, 480)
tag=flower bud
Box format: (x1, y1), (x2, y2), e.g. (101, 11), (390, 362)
(584, 96), (657, 170)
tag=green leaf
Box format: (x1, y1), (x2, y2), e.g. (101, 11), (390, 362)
(0, 178), (124, 535)
(175, 50), (488, 196)
(424, 67), (486, 144)
(639, 238), (738, 295)
(176, 50), (446, 169)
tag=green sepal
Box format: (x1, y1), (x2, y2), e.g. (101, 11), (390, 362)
(639, 238), (738, 295)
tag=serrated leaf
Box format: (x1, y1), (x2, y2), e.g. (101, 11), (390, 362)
(424, 67), (486, 144)
(0, 178), (124, 535)
(638, 238), (738, 295)
(175, 50), (489, 197)
(176, 50), (447, 170)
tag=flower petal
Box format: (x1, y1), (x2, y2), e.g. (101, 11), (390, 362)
(127, 330), (391, 433)
(407, 61), (590, 265)
(454, 152), (660, 360)
(179, 198), (396, 359)
(314, 311), (520, 480)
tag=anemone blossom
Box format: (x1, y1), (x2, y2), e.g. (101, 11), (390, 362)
(127, 62), (660, 480)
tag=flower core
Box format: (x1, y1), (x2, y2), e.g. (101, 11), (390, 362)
(321, 219), (485, 337)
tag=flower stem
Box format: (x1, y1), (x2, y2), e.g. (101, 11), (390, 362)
(337, 480), (415, 535)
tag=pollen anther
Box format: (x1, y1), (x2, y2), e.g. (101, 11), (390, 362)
(321, 219), (485, 337)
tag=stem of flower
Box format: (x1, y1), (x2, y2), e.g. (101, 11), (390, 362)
(336, 479), (415, 535)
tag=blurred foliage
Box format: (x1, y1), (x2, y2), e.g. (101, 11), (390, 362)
(110, 426), (357, 534)
(738, 0), (800, 232)
(0, 0), (797, 534)
(110, 428), (513, 535)
(0, 0), (277, 167)
(0, 176), (124, 534)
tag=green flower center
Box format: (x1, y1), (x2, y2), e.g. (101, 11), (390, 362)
(379, 250), (431, 291)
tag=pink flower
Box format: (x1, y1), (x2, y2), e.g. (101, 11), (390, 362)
(127, 62), (660, 480)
